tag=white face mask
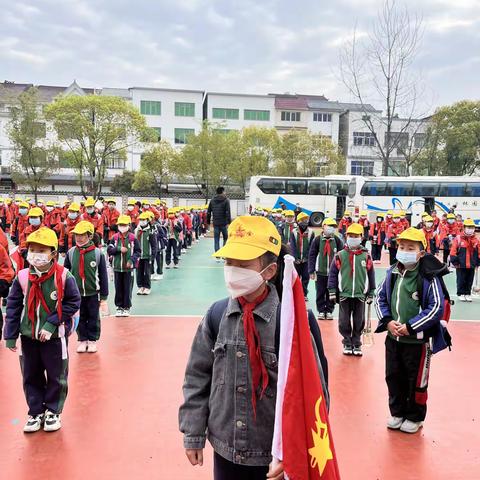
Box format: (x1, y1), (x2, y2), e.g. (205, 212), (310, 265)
(127, 205), (134, 211)
(347, 237), (362, 249)
(465, 227), (475, 236)
(324, 226), (335, 236)
(118, 225), (129, 234)
(46, 206), (54, 212)
(139, 220), (148, 227)
(27, 251), (52, 268)
(86, 207), (94, 214)
(425, 222), (433, 229)
(224, 264), (273, 299)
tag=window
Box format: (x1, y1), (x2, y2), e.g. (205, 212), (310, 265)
(353, 132), (376, 146)
(412, 182), (438, 197)
(360, 181), (388, 196)
(308, 180), (328, 195)
(388, 182), (413, 196)
(244, 110), (270, 121)
(212, 108), (239, 120)
(106, 154), (126, 169)
(175, 102), (195, 117)
(385, 132), (409, 153)
(467, 183), (480, 196)
(281, 111), (301, 122)
(174, 128), (194, 144)
(313, 113), (332, 122)
(140, 100), (161, 116)
(350, 160), (374, 176)
(438, 183), (467, 197)
(414, 133), (426, 149)
(328, 181), (348, 196)
(152, 127), (161, 141)
(257, 178), (286, 194)
(286, 180), (307, 195)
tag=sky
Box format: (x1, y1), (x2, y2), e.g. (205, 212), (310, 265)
(0, 0), (478, 112)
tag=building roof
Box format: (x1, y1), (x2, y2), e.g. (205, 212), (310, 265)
(335, 101), (380, 113)
(0, 81), (95, 103)
(206, 91), (273, 99)
(129, 86), (204, 94)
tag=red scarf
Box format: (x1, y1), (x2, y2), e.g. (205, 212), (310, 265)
(347, 247), (364, 277)
(79, 244), (96, 280)
(323, 236), (332, 258)
(27, 262), (64, 338)
(238, 287), (270, 419)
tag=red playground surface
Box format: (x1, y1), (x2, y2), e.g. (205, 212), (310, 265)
(1, 316), (479, 480)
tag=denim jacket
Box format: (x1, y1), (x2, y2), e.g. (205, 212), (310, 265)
(179, 288), (280, 466)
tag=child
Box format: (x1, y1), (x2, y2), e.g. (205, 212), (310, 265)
(375, 227), (450, 434)
(134, 212), (157, 295)
(179, 215), (328, 479)
(277, 209), (296, 244)
(338, 210), (352, 237)
(328, 223), (376, 356)
(107, 215), (141, 317)
(0, 240), (15, 340)
(81, 197), (104, 241)
(125, 198), (139, 230)
(308, 217), (344, 320)
(11, 201), (30, 246)
(358, 210), (370, 245)
(450, 218), (478, 302)
(59, 203), (82, 254)
(64, 221), (109, 353)
(152, 216), (167, 280)
(421, 215), (439, 255)
(369, 213), (386, 262)
(4, 227), (81, 432)
(165, 209), (182, 269)
(439, 213), (460, 264)
(289, 211), (315, 300)
(103, 198), (120, 243)
(20, 207), (45, 257)
(386, 212), (406, 265)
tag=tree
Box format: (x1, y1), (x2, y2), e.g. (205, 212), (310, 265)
(133, 140), (181, 196)
(45, 95), (152, 198)
(111, 170), (136, 193)
(340, 0), (426, 175)
(6, 87), (58, 201)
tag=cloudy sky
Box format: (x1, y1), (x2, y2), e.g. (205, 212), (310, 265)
(1, 0), (478, 111)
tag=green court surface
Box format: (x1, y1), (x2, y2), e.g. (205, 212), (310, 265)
(105, 237), (479, 321)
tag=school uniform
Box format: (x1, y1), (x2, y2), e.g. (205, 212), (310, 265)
(135, 224), (157, 289)
(338, 217), (352, 237)
(166, 217), (183, 266)
(0, 243), (15, 340)
(59, 217), (81, 253)
(289, 227), (315, 297)
(386, 222), (406, 265)
(0, 203), (12, 232)
(439, 222), (460, 264)
(450, 233), (479, 296)
(153, 222), (167, 275)
(103, 208), (120, 242)
(11, 213), (29, 246)
(80, 212), (104, 238)
(277, 221), (295, 244)
(369, 221), (386, 261)
(328, 247), (376, 348)
(422, 227), (439, 255)
(64, 242), (109, 342)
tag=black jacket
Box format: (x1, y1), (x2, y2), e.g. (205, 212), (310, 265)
(207, 194), (231, 227)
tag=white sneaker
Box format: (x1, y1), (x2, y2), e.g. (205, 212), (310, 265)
(76, 341), (88, 353)
(181, 249), (186, 253)
(151, 274), (159, 281)
(459, 294), (467, 302)
(143, 288), (151, 295)
(387, 416), (404, 430)
(87, 341), (97, 353)
(157, 274), (164, 279)
(400, 419), (423, 434)
(122, 309), (130, 317)
(166, 264), (171, 269)
(174, 265), (179, 269)
(115, 309), (124, 317)
(326, 312), (334, 320)
(343, 345), (353, 355)
(23, 414), (44, 433)
(465, 295), (472, 302)
(43, 410), (61, 432)
(137, 288), (145, 295)
(353, 346), (363, 356)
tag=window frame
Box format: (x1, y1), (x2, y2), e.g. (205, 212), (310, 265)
(212, 108), (239, 120)
(256, 178), (286, 194)
(286, 179), (307, 195)
(140, 100), (161, 116)
(175, 102), (195, 117)
(174, 128), (195, 145)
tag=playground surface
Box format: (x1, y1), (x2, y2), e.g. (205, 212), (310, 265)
(1, 239), (479, 479)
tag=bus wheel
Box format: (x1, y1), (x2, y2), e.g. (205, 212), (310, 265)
(310, 212), (324, 227)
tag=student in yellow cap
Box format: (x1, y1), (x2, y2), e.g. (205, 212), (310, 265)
(328, 223), (376, 356)
(4, 227), (81, 433)
(134, 212), (158, 295)
(289, 211), (315, 300)
(375, 227), (451, 434)
(80, 197), (104, 241)
(165, 209), (183, 269)
(386, 213), (407, 265)
(179, 216), (328, 480)
(20, 207), (45, 255)
(277, 210), (296, 244)
(64, 221), (109, 353)
(11, 201), (30, 246)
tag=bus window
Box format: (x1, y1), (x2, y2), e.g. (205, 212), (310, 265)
(413, 182), (438, 197)
(257, 178), (286, 194)
(438, 183), (467, 197)
(328, 181), (348, 196)
(286, 179), (307, 195)
(360, 181), (387, 196)
(308, 180), (327, 195)
(348, 179), (356, 198)
(388, 182), (413, 196)
(466, 183), (480, 196)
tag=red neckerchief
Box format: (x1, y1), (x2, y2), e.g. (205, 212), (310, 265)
(27, 262), (64, 338)
(78, 244), (96, 280)
(323, 235), (332, 258)
(238, 287), (270, 419)
(346, 246), (364, 277)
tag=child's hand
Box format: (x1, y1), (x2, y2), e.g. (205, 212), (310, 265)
(396, 324), (410, 336)
(185, 449), (203, 466)
(39, 330), (52, 342)
(387, 321), (402, 336)
(120, 247), (128, 253)
(310, 273), (316, 281)
(126, 261), (133, 269)
(267, 460), (284, 479)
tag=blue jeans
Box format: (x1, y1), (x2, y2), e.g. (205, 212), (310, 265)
(214, 226), (228, 253)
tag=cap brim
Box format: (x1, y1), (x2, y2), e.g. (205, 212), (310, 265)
(212, 242), (269, 260)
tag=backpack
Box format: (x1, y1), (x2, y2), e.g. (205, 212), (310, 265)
(17, 267), (79, 337)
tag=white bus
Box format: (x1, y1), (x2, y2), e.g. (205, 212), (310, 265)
(349, 176), (480, 225)
(247, 175), (352, 226)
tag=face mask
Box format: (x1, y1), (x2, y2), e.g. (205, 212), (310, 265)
(68, 212), (78, 220)
(324, 226), (335, 237)
(127, 205), (134, 211)
(396, 250), (419, 267)
(377, 218), (383, 223)
(465, 228), (475, 236)
(447, 219), (455, 224)
(393, 218), (400, 223)
(143, 205), (150, 210)
(347, 237), (362, 249)
(19, 208), (28, 216)
(387, 215), (392, 219)
(224, 264), (272, 299)
(425, 222), (433, 229)
(76, 237), (90, 247)
(86, 207), (94, 214)
(46, 206), (54, 212)
(118, 225), (129, 234)
(298, 221), (308, 229)
(27, 251), (52, 268)
(139, 220), (148, 227)
(29, 218), (41, 226)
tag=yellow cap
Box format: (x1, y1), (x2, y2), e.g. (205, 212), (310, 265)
(68, 202), (80, 212)
(142, 199), (151, 205)
(154, 199), (161, 205)
(322, 217), (337, 227)
(344, 210), (351, 216)
(46, 201), (55, 207)
(19, 202), (29, 209)
(85, 197), (95, 207)
(387, 210), (393, 215)
(397, 227), (427, 248)
(117, 215), (131, 225)
(284, 210), (295, 217)
(72, 221), (94, 235)
(447, 213), (455, 219)
(212, 216), (281, 260)
(400, 210), (406, 216)
(26, 227), (58, 250)
(106, 198), (116, 204)
(346, 223), (364, 235)
(376, 212), (385, 217)
(464, 218), (475, 227)
(28, 207), (44, 217)
(421, 212), (429, 217)
(128, 199), (136, 205)
(138, 212), (152, 220)
(393, 213), (401, 219)
(423, 215), (433, 222)
(360, 210), (367, 216)
(297, 212), (310, 223)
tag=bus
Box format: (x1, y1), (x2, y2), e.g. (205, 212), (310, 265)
(247, 175), (352, 226)
(349, 176), (480, 225)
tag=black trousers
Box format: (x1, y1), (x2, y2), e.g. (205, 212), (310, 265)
(166, 238), (179, 265)
(78, 295), (101, 341)
(371, 243), (383, 261)
(315, 274), (333, 314)
(294, 261), (309, 296)
(114, 271), (133, 309)
(338, 297), (365, 347)
(153, 250), (164, 274)
(136, 258), (151, 289)
(388, 247), (397, 266)
(213, 453), (268, 480)
(442, 239), (451, 264)
(20, 336), (69, 415)
(456, 267), (475, 295)
(385, 336), (431, 422)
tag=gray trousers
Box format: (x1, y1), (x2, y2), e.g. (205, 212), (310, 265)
(338, 297), (365, 347)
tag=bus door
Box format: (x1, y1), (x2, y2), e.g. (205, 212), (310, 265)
(328, 180), (348, 220)
(424, 197), (435, 214)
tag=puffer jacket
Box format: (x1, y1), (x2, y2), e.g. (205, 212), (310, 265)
(207, 194), (231, 227)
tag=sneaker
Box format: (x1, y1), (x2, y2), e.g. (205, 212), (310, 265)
(143, 288), (151, 295)
(353, 346), (363, 356)
(387, 416), (404, 430)
(343, 345), (353, 355)
(174, 265), (179, 269)
(465, 295), (472, 302)
(76, 341), (88, 353)
(115, 309), (124, 317)
(151, 274), (159, 281)
(23, 414), (44, 433)
(87, 341), (97, 353)
(317, 313), (326, 321)
(166, 264), (171, 269)
(458, 294), (467, 302)
(137, 288), (145, 295)
(181, 249), (186, 254)
(157, 274), (164, 279)
(122, 309), (130, 317)
(325, 312), (334, 320)
(400, 419), (423, 434)
(43, 410), (61, 432)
